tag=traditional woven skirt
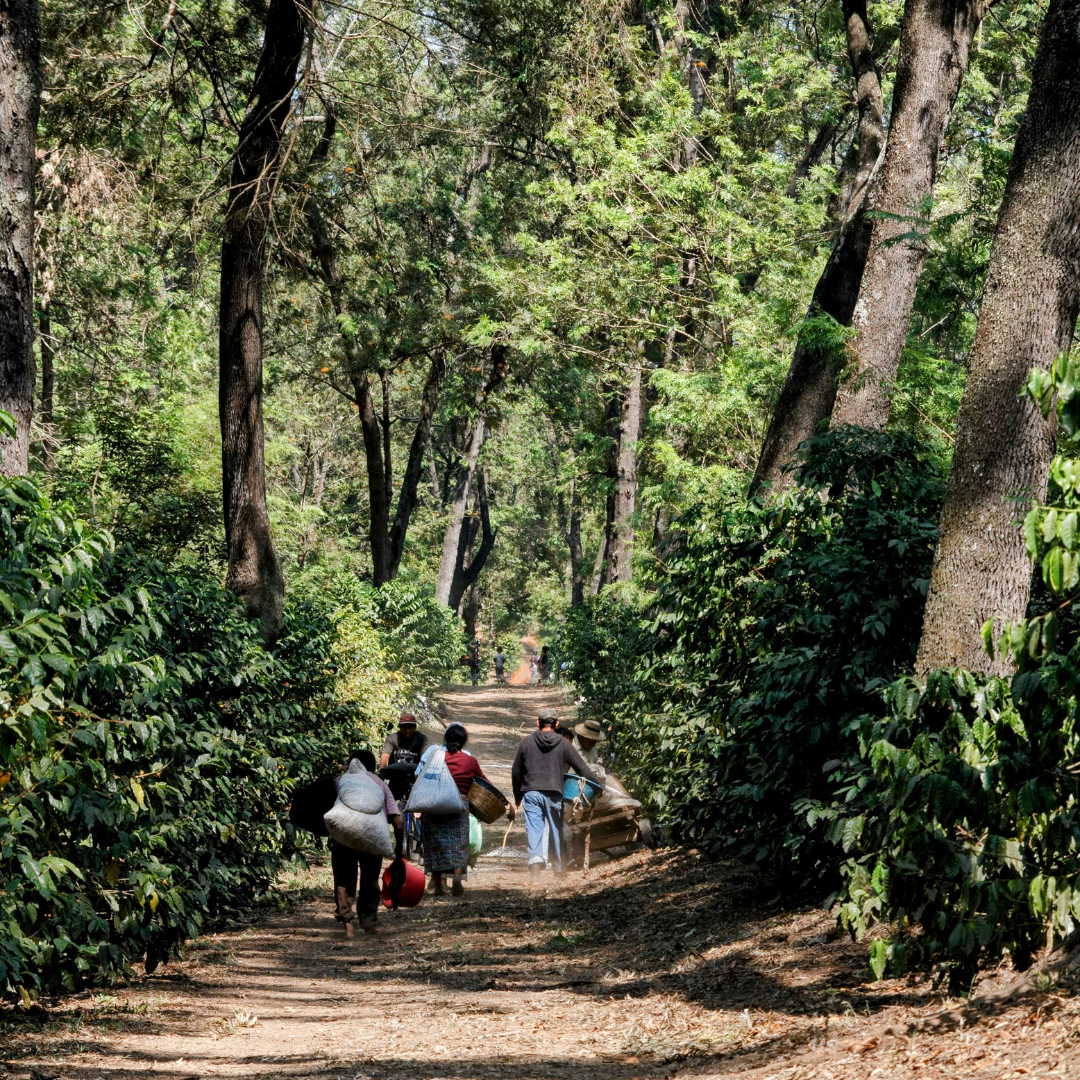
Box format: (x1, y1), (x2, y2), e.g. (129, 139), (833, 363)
(421, 809), (469, 873)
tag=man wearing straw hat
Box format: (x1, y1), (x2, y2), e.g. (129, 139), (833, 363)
(512, 708), (600, 879)
(572, 719), (607, 765)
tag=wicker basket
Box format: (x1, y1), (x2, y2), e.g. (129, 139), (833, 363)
(468, 776), (508, 823)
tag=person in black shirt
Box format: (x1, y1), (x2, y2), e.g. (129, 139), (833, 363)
(379, 713), (430, 768)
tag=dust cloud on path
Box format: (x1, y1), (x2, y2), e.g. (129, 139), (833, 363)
(5, 685), (1080, 1080)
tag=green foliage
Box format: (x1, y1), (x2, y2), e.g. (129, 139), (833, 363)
(568, 429), (944, 882)
(557, 590), (651, 722)
(298, 570), (462, 700)
(836, 665), (1080, 990)
(0, 476), (374, 999)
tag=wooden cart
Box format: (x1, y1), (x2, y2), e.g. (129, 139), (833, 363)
(565, 773), (656, 866)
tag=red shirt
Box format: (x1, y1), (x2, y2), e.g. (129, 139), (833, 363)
(444, 751), (487, 796)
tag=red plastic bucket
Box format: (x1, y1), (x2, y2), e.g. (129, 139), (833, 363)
(382, 857), (425, 909)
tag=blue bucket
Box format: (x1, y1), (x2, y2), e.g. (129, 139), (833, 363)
(563, 773), (603, 805)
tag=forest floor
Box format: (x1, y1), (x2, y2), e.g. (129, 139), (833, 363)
(3, 685), (1080, 1080)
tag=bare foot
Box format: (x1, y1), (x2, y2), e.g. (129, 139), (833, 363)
(343, 921), (355, 940)
(360, 915), (377, 935)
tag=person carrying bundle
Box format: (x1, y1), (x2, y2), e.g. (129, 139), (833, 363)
(326, 749), (403, 937)
(412, 723), (510, 896)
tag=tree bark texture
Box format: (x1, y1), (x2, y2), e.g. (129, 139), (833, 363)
(607, 366), (644, 585)
(351, 371), (393, 584)
(0, 0), (40, 477)
(387, 354), (446, 580)
(749, 0), (883, 495)
(831, 0), (985, 429)
(218, 0), (305, 644)
(435, 417), (486, 606)
(568, 485), (585, 608)
(591, 388), (621, 593)
(447, 465), (498, 614)
(915, 0), (1080, 675)
(39, 304), (54, 471)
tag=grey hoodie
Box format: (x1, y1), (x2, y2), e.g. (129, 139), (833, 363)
(511, 728), (599, 803)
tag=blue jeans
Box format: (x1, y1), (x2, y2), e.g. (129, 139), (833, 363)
(522, 790), (563, 870)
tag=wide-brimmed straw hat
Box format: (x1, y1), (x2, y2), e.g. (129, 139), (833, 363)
(573, 719), (607, 743)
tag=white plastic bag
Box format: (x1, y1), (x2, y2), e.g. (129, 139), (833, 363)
(405, 748), (465, 814)
(324, 762), (395, 857)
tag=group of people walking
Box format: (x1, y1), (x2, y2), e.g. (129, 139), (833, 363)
(314, 704), (603, 936)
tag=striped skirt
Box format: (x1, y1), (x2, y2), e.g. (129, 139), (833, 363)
(421, 809), (470, 873)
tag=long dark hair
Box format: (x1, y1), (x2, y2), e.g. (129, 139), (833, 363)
(444, 723), (468, 751)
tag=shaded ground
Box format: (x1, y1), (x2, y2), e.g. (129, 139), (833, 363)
(3, 685), (1080, 1080)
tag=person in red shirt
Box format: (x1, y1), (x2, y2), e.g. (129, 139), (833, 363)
(421, 723), (513, 896)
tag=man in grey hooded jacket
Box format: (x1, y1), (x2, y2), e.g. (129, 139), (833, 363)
(512, 708), (600, 877)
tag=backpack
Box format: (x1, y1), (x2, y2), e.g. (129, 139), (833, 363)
(289, 773), (337, 837)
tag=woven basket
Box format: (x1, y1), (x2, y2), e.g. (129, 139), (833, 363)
(468, 776), (508, 823)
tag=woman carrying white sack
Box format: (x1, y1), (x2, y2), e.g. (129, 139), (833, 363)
(325, 749), (403, 937)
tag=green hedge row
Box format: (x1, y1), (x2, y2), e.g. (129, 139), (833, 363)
(0, 475), (370, 999)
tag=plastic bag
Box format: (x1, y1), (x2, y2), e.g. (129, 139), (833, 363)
(468, 815), (483, 867)
(405, 748), (465, 814)
(324, 763), (395, 857)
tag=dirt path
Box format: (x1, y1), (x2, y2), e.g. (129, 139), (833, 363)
(4, 685), (1080, 1080)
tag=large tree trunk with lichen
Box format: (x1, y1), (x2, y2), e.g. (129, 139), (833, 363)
(915, 0), (1080, 675)
(749, 0), (882, 494)
(606, 366), (644, 584)
(831, 0), (985, 429)
(218, 0), (305, 645)
(0, 0), (40, 476)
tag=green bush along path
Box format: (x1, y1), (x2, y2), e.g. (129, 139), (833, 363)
(3, 686), (1080, 1080)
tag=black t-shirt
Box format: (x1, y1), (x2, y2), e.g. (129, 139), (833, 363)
(381, 730), (430, 766)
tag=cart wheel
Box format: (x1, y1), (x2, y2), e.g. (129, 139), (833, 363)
(638, 818), (657, 849)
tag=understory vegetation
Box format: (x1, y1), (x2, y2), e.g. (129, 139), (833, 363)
(563, 422), (1080, 991)
(0, 467), (457, 998)
(2, 0), (1078, 1004)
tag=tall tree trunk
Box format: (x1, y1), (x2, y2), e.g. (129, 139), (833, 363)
(351, 372), (392, 585)
(39, 304), (55, 471)
(447, 465), (498, 613)
(831, 0), (986, 429)
(749, 0), (883, 494)
(591, 388), (621, 593)
(0, 0), (40, 477)
(607, 366), (644, 585)
(218, 0), (304, 644)
(304, 108), (432, 588)
(915, 0), (1080, 675)
(568, 483), (585, 608)
(387, 354), (446, 579)
(436, 417), (486, 605)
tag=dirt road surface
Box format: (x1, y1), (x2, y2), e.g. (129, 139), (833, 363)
(3, 685), (1080, 1080)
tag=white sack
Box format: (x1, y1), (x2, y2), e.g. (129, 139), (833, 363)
(405, 748), (466, 814)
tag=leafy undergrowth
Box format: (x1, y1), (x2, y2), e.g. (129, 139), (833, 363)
(0, 475), (440, 1001)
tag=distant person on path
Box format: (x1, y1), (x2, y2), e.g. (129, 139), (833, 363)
(512, 708), (600, 879)
(332, 750), (403, 938)
(530, 654), (539, 685)
(494, 646), (507, 684)
(418, 723), (507, 896)
(538, 645), (552, 683)
(468, 637), (482, 686)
